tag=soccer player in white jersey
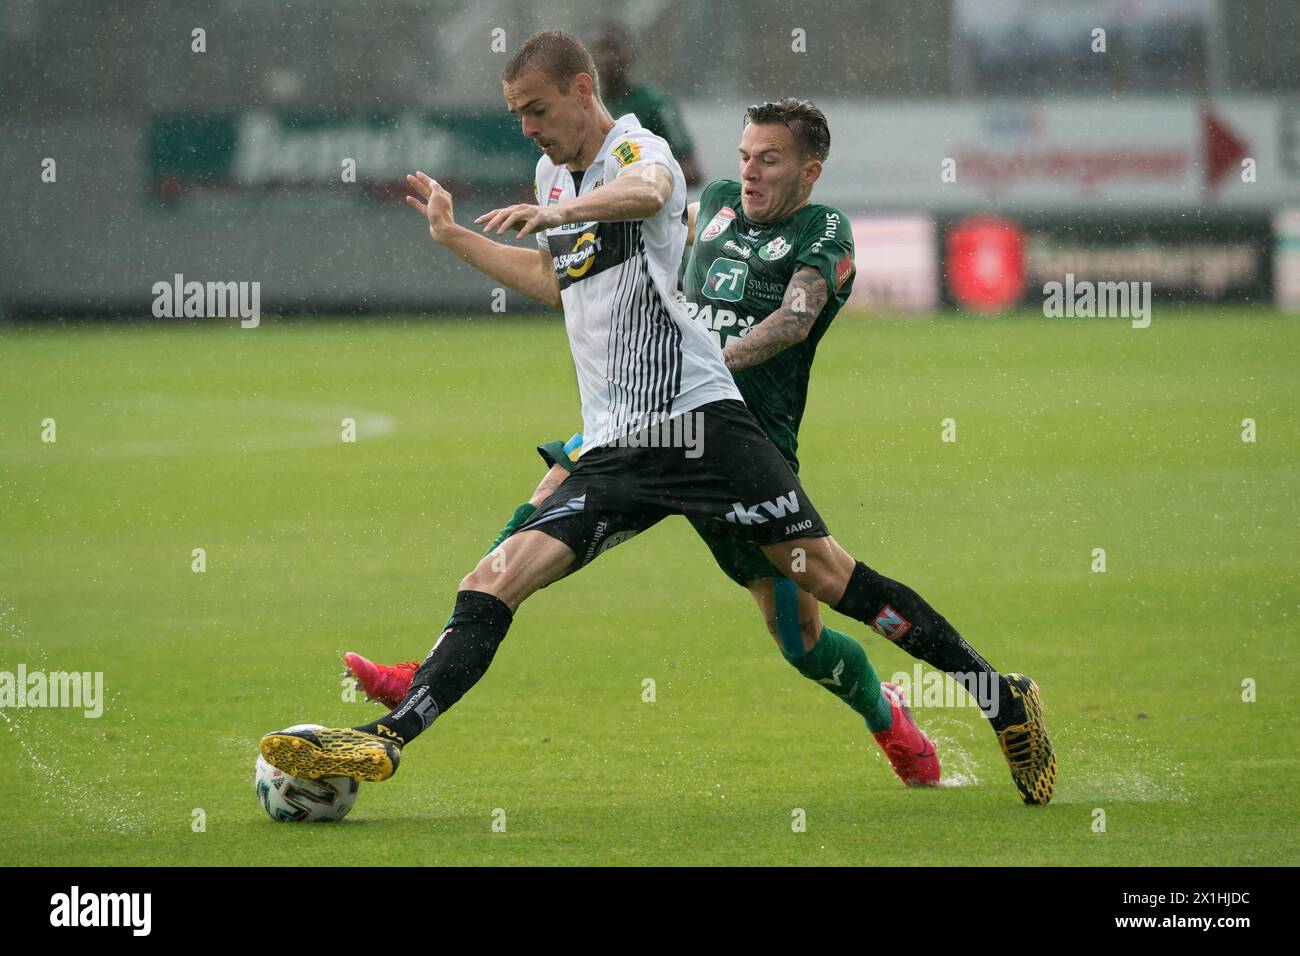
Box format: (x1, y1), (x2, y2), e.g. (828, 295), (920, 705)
(260, 31), (1056, 806)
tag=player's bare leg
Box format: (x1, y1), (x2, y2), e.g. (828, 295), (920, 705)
(760, 535), (1055, 804)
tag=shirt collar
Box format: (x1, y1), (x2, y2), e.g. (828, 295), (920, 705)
(593, 113), (640, 162)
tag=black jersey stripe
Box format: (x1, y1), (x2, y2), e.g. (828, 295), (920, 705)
(586, 221), (686, 440)
(606, 221), (643, 435)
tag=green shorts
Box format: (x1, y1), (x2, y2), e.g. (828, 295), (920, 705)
(687, 516), (783, 588)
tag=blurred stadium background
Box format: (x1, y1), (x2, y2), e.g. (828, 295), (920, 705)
(2, 0), (1298, 317)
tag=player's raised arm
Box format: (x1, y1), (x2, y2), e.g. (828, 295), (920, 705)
(478, 164), (672, 239)
(405, 171), (561, 309)
(721, 266), (828, 372)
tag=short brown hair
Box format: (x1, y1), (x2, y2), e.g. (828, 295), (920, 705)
(502, 30), (599, 97)
(744, 98), (830, 162)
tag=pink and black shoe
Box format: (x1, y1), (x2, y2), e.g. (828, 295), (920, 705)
(873, 682), (942, 787)
(344, 652), (418, 709)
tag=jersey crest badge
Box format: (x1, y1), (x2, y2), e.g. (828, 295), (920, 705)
(759, 236), (791, 261)
(700, 206), (736, 242)
(612, 141), (640, 167)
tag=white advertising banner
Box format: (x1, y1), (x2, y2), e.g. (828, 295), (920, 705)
(686, 97), (1300, 214)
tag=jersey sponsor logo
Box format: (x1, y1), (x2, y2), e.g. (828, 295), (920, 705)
(741, 226), (763, 241)
(612, 140), (641, 167)
(722, 239), (752, 259)
(700, 205), (736, 242)
(869, 604), (912, 641)
(562, 231), (600, 279)
(809, 211), (843, 254)
(759, 236), (791, 261)
(682, 301), (756, 343)
(703, 257), (749, 302)
(723, 490), (801, 526)
(547, 221), (633, 289)
(548, 185), (563, 203)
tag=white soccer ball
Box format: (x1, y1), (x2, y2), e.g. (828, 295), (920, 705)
(253, 724), (360, 822)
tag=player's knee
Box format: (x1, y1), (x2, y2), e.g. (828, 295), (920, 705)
(459, 553), (506, 595)
(789, 559), (853, 607)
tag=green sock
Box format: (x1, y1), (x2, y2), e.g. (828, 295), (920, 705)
(442, 502), (537, 629)
(786, 627), (893, 732)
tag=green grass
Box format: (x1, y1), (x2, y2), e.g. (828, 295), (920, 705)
(1, 307), (1297, 865)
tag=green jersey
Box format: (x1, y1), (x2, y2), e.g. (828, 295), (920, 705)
(682, 179), (855, 469)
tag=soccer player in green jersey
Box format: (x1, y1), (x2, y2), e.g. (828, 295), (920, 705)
(592, 24), (702, 187)
(342, 94), (1056, 802)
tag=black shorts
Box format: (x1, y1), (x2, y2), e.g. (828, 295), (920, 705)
(514, 400), (829, 569)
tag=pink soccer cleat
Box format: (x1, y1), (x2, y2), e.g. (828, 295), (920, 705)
(872, 682), (942, 787)
(344, 652), (418, 709)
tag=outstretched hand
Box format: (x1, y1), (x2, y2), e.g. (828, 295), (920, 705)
(474, 202), (562, 239)
(405, 171), (455, 242)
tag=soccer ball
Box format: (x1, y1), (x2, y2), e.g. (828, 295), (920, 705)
(253, 725), (360, 822)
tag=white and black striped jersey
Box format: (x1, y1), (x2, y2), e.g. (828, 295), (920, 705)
(534, 113), (740, 454)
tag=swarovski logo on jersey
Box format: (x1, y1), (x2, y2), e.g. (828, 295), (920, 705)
(699, 206), (736, 242)
(724, 490), (800, 526)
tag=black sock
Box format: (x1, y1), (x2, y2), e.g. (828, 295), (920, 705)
(832, 561), (1018, 727)
(355, 590), (513, 744)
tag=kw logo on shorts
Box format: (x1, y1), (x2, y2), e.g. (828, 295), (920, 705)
(724, 490), (800, 525)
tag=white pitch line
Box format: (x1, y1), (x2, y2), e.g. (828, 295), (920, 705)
(0, 394), (398, 464)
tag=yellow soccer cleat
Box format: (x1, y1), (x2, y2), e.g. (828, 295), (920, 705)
(995, 674), (1057, 805)
(260, 725), (401, 782)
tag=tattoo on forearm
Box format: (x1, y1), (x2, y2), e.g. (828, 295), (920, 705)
(723, 268), (828, 372)
(531, 474), (567, 504)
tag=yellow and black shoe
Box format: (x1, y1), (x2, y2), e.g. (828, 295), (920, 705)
(260, 725), (401, 782)
(994, 674), (1056, 805)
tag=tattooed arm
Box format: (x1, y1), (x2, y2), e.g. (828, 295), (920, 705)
(721, 266), (828, 372)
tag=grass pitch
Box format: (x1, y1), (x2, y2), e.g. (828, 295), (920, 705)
(1, 307), (1296, 865)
